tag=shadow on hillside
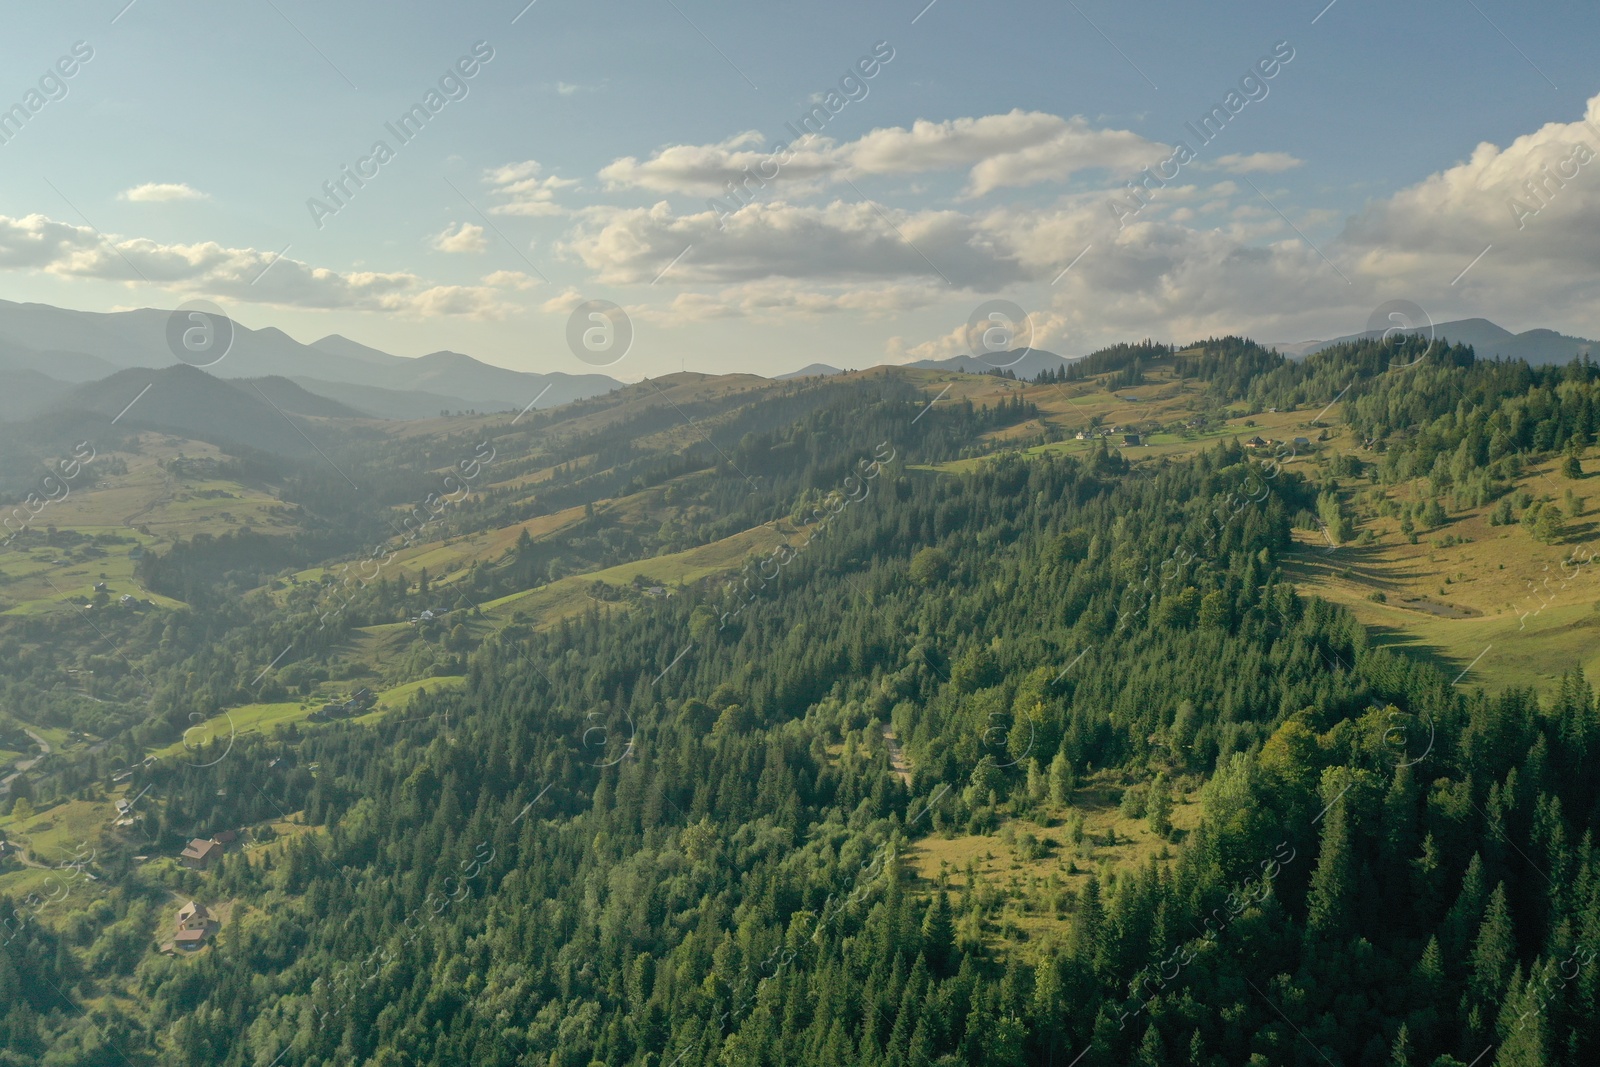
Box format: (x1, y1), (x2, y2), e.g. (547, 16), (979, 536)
(1359, 621), (1470, 681)
(1280, 542), (1433, 590)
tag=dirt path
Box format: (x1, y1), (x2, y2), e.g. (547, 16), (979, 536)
(882, 726), (912, 783)
(1, 729), (51, 795)
(122, 469), (176, 527)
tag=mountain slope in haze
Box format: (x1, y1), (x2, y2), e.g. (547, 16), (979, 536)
(0, 368), (75, 421)
(907, 347), (1073, 378)
(400, 350), (620, 410)
(45, 365), (348, 457)
(0, 331), (122, 382)
(1299, 317), (1597, 364)
(0, 300), (622, 415)
(777, 363), (845, 379)
(240, 376), (369, 419)
(308, 333), (406, 367)
(287, 375), (486, 420)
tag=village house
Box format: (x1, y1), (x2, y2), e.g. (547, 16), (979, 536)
(179, 837), (224, 870)
(174, 900), (219, 950)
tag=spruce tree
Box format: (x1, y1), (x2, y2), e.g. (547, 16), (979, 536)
(920, 894), (954, 978)
(1468, 883), (1516, 1007)
(1389, 1023), (1413, 1067)
(1305, 794), (1355, 945)
(1493, 963), (1550, 1067)
(1049, 750), (1075, 804)
(1148, 773), (1174, 839)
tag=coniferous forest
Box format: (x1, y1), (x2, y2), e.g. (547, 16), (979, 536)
(2, 337), (1600, 1067)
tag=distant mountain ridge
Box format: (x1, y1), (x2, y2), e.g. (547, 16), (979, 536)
(1284, 318), (1598, 365)
(0, 299), (622, 419)
(907, 348), (1073, 378)
(776, 363), (845, 379)
(45, 365), (362, 457)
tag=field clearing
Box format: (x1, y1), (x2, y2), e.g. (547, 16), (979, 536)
(0, 794), (114, 893)
(0, 433), (296, 614)
(283, 502), (592, 596)
(488, 372), (779, 451)
(348, 676), (467, 725)
(905, 779), (1203, 947)
(1291, 546), (1600, 694)
(1285, 450), (1600, 693)
(0, 862), (108, 919)
(144, 675), (470, 761)
(484, 462), (566, 493)
(34, 437), (292, 541)
(476, 519), (788, 625)
(911, 423), (1316, 476)
(297, 475), (684, 603)
(382, 502), (591, 573)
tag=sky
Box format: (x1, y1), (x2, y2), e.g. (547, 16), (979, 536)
(1, 0), (1599, 381)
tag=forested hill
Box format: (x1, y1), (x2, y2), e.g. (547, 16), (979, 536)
(2, 340), (1600, 1066)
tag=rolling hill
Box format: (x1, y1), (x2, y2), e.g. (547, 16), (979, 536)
(907, 347), (1073, 378)
(44, 365), (358, 457)
(1291, 317), (1598, 364)
(0, 299), (623, 417)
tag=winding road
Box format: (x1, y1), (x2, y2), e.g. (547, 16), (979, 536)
(0, 728), (51, 795)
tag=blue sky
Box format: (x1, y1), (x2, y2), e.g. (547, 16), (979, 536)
(2, 0), (1599, 379)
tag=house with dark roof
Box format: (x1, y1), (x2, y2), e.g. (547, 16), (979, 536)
(179, 837), (223, 870)
(174, 900), (219, 950)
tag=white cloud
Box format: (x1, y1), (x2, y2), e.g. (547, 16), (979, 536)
(560, 198), (1042, 288)
(642, 280), (943, 325)
(485, 160), (578, 217)
(884, 308), (1073, 363)
(483, 269), (540, 289)
(1342, 98), (1600, 283)
(432, 222), (489, 254)
(0, 212), (514, 319)
(579, 87), (1600, 348)
(28, 92), (1600, 355)
(1203, 152), (1304, 174)
(599, 132), (839, 197)
(595, 111), (1166, 200)
(539, 287), (588, 315)
(118, 182), (209, 202)
(846, 111), (1165, 196)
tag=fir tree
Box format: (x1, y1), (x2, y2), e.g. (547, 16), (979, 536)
(1469, 883), (1517, 1007)
(1305, 793), (1356, 945)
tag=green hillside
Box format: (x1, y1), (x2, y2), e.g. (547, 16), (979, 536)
(2, 339), (1599, 1067)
